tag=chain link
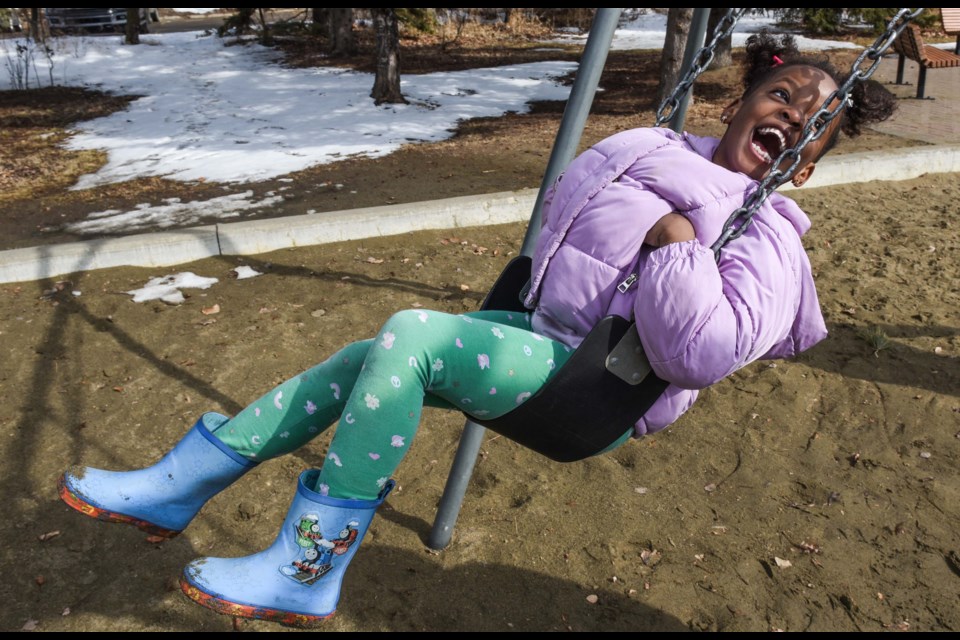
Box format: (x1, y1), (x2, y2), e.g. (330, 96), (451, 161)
(655, 8), (748, 127)
(709, 8), (925, 256)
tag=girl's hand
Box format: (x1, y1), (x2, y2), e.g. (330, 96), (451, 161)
(645, 213), (695, 247)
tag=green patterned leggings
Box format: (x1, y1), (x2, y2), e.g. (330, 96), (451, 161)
(214, 309), (631, 500)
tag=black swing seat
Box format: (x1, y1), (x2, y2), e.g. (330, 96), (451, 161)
(466, 256), (669, 463)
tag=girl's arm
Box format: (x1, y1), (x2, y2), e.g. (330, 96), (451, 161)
(634, 218), (799, 390)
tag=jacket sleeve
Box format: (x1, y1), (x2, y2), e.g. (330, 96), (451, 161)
(634, 385), (698, 436)
(633, 228), (802, 390)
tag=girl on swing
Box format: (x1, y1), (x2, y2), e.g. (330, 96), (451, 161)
(58, 31), (896, 627)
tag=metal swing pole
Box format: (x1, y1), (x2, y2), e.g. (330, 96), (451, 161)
(668, 8), (711, 134)
(427, 7), (624, 551)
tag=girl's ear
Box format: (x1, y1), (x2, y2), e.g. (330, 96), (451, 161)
(720, 99), (741, 124)
(791, 162), (816, 188)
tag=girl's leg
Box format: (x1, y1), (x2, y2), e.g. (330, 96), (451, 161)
(213, 310), (558, 467)
(316, 308), (575, 500)
(213, 309), (633, 500)
(213, 340), (373, 460)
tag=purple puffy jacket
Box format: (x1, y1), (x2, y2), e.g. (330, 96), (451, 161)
(525, 127), (827, 436)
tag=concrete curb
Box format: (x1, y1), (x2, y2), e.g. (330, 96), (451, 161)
(780, 143), (960, 191)
(0, 190), (539, 285)
(216, 188), (539, 257)
(1, 144), (958, 285)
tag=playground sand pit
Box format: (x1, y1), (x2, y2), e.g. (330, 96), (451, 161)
(1, 168), (958, 632)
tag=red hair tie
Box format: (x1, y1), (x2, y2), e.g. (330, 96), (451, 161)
(772, 55), (784, 67)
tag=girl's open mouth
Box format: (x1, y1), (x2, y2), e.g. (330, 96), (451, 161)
(751, 126), (787, 164)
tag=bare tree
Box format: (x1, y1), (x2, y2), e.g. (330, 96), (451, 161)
(218, 8), (255, 38)
(29, 8), (41, 40)
(706, 8), (733, 68)
(125, 8), (140, 45)
(657, 8), (693, 107)
(256, 8), (273, 45)
(370, 8), (406, 105)
(329, 8), (356, 55)
(312, 7), (328, 27)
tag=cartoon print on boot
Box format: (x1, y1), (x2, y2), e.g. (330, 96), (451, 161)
(280, 514), (360, 585)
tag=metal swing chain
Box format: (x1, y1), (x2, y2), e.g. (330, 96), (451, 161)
(710, 8), (926, 256)
(655, 8), (748, 127)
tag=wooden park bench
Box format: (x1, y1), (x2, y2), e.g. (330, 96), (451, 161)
(942, 8), (960, 54)
(892, 22), (960, 98)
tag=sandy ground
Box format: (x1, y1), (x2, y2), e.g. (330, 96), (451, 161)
(1, 27), (959, 633)
(1, 166), (958, 631)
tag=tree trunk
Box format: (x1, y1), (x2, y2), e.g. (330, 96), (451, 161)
(707, 8), (734, 68)
(330, 8), (356, 56)
(125, 8), (140, 44)
(312, 7), (329, 39)
(371, 8), (407, 105)
(657, 8), (693, 107)
(29, 7), (40, 40)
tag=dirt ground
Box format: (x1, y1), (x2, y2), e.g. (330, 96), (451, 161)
(1, 23), (959, 633)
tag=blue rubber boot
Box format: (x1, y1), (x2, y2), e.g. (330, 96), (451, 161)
(180, 469), (394, 627)
(58, 412), (257, 538)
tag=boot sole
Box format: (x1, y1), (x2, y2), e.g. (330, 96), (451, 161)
(179, 576), (335, 628)
(57, 473), (182, 539)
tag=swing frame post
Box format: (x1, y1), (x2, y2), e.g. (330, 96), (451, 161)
(519, 7), (624, 255)
(668, 8), (711, 134)
(427, 7), (624, 552)
(427, 8), (712, 552)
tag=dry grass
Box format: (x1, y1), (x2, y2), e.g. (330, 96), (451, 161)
(0, 87), (135, 204)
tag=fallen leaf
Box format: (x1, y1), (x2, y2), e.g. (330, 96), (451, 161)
(61, 607), (70, 616)
(35, 575), (45, 586)
(145, 535), (167, 544)
(774, 556), (792, 568)
(202, 304), (220, 315)
(38, 530), (61, 541)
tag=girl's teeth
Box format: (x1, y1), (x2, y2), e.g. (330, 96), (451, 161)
(752, 141), (771, 163)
